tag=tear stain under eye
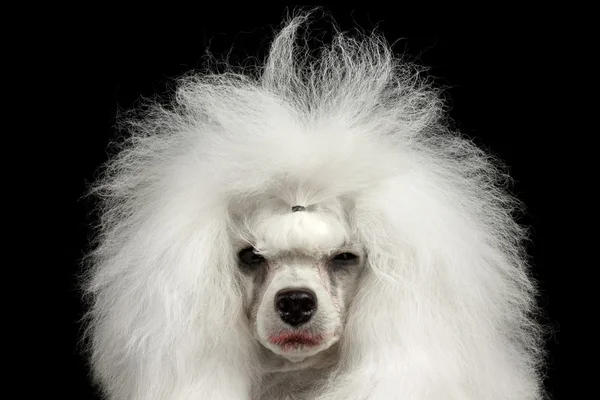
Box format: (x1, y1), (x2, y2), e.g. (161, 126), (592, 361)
(328, 268), (338, 291)
(316, 260), (334, 292)
(252, 260), (269, 286)
(248, 261), (277, 319)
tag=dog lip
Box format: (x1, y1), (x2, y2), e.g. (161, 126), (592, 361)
(268, 332), (322, 349)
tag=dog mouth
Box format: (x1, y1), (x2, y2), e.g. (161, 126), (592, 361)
(268, 332), (323, 351)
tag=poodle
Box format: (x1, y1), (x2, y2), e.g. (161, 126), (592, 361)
(83, 13), (545, 400)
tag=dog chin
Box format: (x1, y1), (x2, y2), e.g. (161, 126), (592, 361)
(261, 331), (338, 363)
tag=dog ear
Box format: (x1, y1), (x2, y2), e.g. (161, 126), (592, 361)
(327, 174), (542, 398)
(85, 179), (254, 398)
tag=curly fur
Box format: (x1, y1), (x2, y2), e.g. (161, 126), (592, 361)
(83, 12), (545, 400)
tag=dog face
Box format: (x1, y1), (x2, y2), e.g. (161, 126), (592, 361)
(231, 195), (365, 364)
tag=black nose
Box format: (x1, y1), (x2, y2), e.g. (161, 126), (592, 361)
(274, 289), (317, 327)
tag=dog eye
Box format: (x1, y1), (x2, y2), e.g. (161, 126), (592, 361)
(238, 247), (265, 267)
(331, 252), (359, 266)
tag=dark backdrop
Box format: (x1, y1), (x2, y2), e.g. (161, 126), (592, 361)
(54, 6), (564, 399)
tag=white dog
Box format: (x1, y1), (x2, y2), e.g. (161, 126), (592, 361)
(84, 13), (545, 400)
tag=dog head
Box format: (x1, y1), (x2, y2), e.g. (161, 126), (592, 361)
(84, 14), (544, 399)
(230, 193), (364, 363)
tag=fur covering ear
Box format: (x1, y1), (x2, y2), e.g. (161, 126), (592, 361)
(83, 12), (544, 400)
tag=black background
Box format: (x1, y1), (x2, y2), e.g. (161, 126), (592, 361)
(49, 5), (566, 399)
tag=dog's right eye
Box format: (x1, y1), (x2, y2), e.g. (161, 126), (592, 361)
(238, 247), (265, 267)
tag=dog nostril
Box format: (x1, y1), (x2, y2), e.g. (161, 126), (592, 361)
(274, 289), (317, 327)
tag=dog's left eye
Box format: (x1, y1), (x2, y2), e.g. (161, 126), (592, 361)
(238, 247), (265, 267)
(330, 252), (359, 267)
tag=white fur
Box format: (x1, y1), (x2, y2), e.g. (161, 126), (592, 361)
(83, 12), (544, 400)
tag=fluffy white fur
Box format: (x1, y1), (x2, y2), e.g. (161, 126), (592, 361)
(84, 13), (544, 400)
